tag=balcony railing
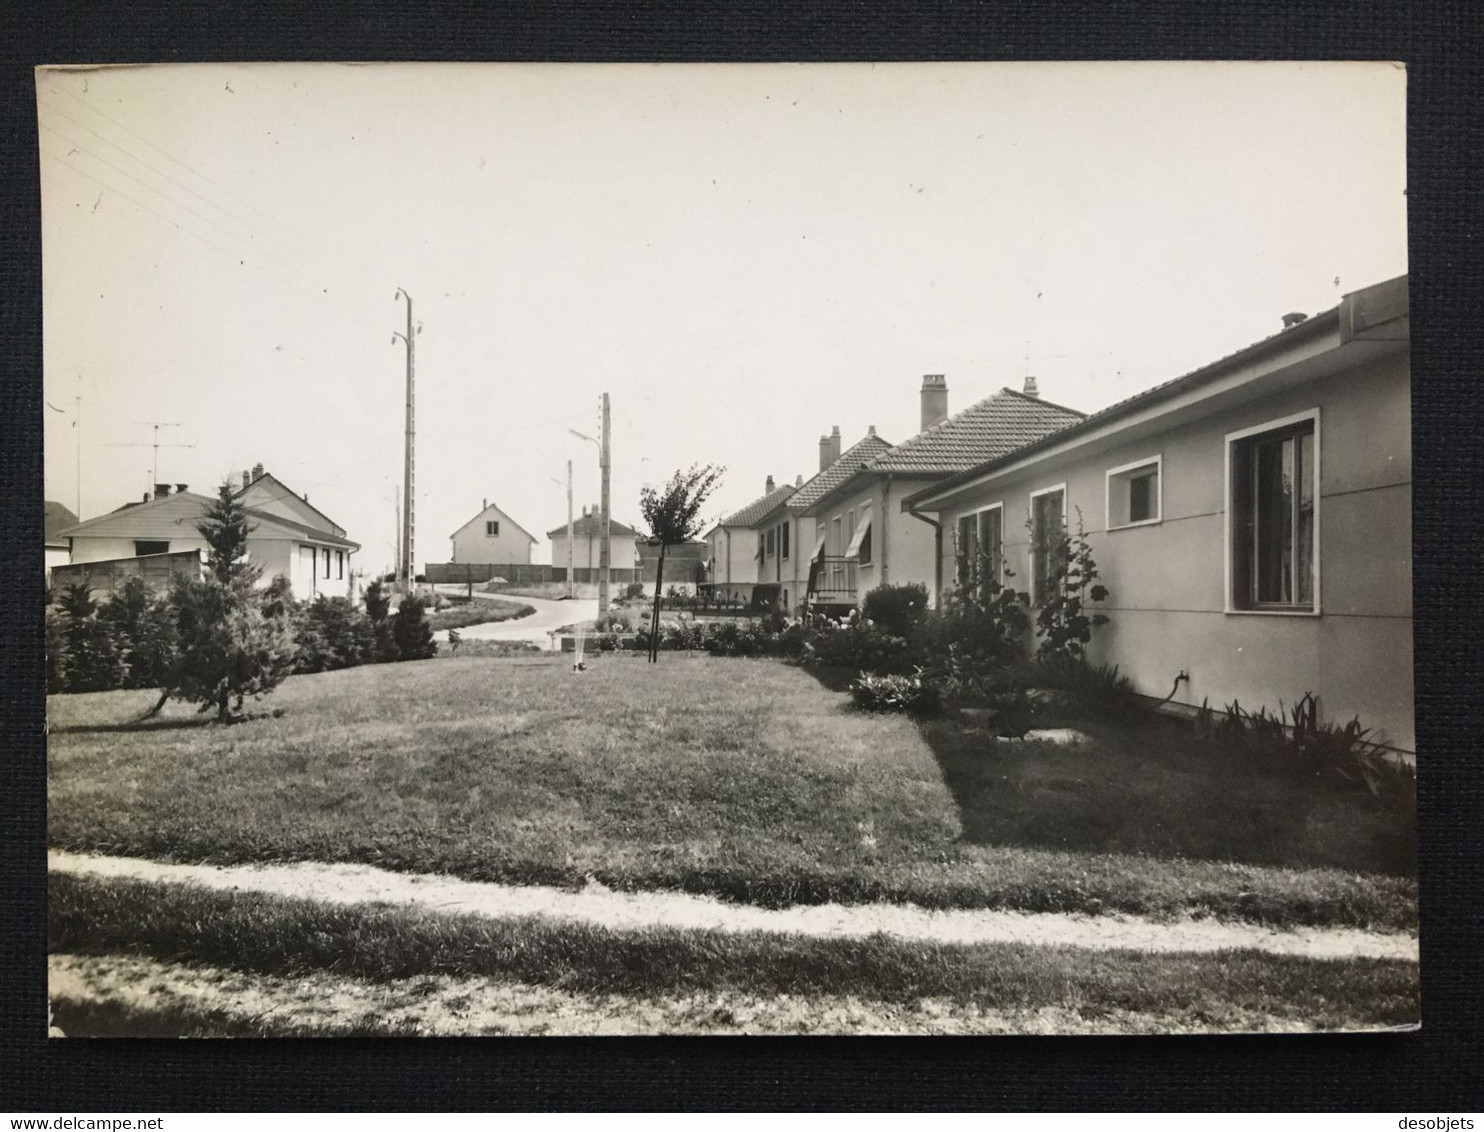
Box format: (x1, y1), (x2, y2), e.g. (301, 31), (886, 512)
(806, 556), (857, 603)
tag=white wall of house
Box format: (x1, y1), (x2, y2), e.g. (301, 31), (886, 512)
(548, 530), (640, 574)
(69, 534), (210, 564)
(930, 348), (1412, 751)
(451, 504), (535, 565)
(813, 475), (941, 606)
(706, 526), (759, 590)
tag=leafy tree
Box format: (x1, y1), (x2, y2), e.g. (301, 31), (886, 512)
(56, 581), (127, 693)
(364, 579), (398, 663)
(392, 593), (437, 661)
(638, 464), (724, 663)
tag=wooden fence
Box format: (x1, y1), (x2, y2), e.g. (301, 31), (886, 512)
(51, 550), (203, 596)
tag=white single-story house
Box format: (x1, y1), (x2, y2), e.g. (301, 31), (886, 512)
(52, 466), (361, 600)
(904, 275), (1413, 752)
(450, 499), (538, 565)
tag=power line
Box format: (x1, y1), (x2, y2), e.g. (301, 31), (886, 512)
(40, 148), (245, 264)
(45, 81), (388, 295)
(38, 96), (305, 260)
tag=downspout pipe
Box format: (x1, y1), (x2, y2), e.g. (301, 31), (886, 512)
(904, 497), (943, 610)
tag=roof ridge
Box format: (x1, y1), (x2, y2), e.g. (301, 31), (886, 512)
(995, 383), (1088, 419)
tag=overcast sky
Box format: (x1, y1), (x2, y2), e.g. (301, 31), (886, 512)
(39, 61), (1407, 572)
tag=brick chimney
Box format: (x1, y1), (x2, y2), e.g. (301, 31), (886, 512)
(241, 470), (250, 491)
(1023, 375), (1040, 398)
(795, 474), (803, 487)
(765, 475), (775, 495)
(251, 462), (264, 482)
(153, 483), (171, 499)
(920, 374), (949, 431)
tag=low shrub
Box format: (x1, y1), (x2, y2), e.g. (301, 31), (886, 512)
(1019, 655), (1143, 721)
(849, 668), (941, 717)
(295, 596), (374, 674)
(391, 594), (438, 661)
(623, 582), (646, 601)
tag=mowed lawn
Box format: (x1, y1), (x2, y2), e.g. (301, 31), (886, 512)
(47, 655), (1416, 929)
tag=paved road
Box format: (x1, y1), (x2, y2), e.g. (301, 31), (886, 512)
(445, 592), (599, 647)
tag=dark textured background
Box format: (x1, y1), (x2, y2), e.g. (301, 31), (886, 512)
(3, 1), (1480, 1112)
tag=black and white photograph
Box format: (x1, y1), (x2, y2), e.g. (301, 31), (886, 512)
(39, 60), (1416, 1037)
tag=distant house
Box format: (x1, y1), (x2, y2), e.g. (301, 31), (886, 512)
(450, 499), (537, 566)
(637, 538), (709, 587)
(793, 377), (1085, 610)
(52, 465), (360, 599)
(44, 500), (78, 579)
(547, 507), (641, 582)
(702, 475), (799, 606)
(905, 275), (1413, 752)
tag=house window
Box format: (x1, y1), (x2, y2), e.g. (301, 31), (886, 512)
(134, 540), (169, 557)
(322, 548), (332, 578)
(336, 550), (344, 579)
(780, 521), (790, 560)
(1228, 412), (1318, 613)
(847, 504), (873, 565)
(1106, 457), (1162, 529)
(765, 529), (776, 557)
(954, 505), (1002, 591)
(831, 516), (842, 556)
(486, 520), (500, 537)
(1029, 485), (1067, 604)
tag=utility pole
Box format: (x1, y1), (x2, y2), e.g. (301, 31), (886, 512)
(393, 288), (418, 594)
(599, 392), (611, 615)
(74, 390), (82, 517)
(565, 459), (575, 599)
(394, 486), (401, 586)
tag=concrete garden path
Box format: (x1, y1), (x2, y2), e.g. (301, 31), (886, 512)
(48, 850), (1418, 962)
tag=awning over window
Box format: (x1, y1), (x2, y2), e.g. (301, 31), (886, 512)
(811, 531), (827, 560)
(845, 516), (872, 558)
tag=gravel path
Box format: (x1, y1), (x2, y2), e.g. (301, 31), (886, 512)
(48, 850), (1418, 962)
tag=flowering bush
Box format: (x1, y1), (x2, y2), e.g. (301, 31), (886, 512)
(803, 611), (915, 675)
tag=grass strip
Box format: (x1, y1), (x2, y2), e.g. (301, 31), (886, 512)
(47, 660), (1417, 930)
(49, 873), (1419, 1030)
(426, 599), (535, 631)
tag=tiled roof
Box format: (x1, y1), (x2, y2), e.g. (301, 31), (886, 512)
(55, 490), (361, 549)
(547, 514), (639, 538)
(719, 483), (797, 528)
(864, 387), (1085, 474)
(786, 434), (894, 511)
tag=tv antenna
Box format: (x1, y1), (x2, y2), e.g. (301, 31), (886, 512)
(106, 421), (195, 487)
